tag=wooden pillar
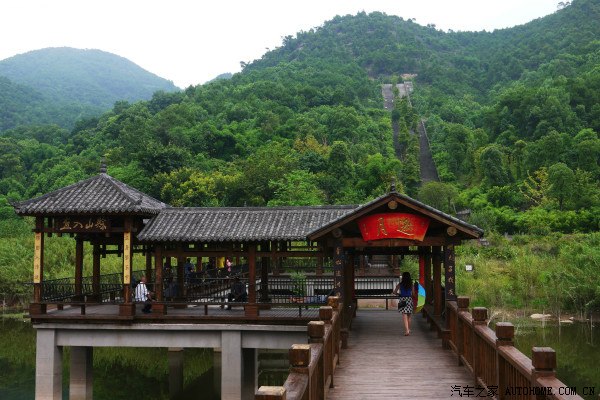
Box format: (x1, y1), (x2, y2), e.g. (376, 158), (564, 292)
(432, 245), (442, 316)
(92, 244), (101, 302)
(345, 252), (355, 305)
(332, 238), (344, 301)
(176, 255), (185, 299)
(245, 244), (259, 317)
(153, 245), (166, 314)
(74, 236), (84, 300)
(119, 218), (134, 316)
(358, 251), (365, 276)
(444, 244), (457, 302)
(424, 248), (432, 305)
(145, 250), (152, 284)
(260, 242), (270, 303)
(316, 242), (324, 276)
(31, 217), (46, 315)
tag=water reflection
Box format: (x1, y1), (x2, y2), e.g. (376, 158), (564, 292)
(506, 317), (599, 400)
(0, 317), (219, 400)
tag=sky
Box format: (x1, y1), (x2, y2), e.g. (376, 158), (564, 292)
(1, 0), (560, 88)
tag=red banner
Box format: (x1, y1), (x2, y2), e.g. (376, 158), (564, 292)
(358, 213), (430, 241)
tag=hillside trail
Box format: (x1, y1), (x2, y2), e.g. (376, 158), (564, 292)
(381, 82), (439, 184)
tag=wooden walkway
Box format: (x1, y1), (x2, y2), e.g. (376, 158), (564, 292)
(327, 309), (473, 399)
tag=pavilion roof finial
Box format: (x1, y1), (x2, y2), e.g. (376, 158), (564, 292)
(390, 178), (397, 193)
(99, 157), (107, 174)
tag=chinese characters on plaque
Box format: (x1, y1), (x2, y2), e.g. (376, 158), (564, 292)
(444, 244), (456, 300)
(55, 217), (109, 232)
(358, 213), (430, 242)
(33, 232), (42, 283)
(123, 232), (131, 285)
(333, 239), (344, 300)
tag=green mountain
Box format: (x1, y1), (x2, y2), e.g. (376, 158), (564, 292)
(1, 0), (599, 235)
(0, 47), (179, 130)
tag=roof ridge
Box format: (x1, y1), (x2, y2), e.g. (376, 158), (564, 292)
(101, 173), (144, 206)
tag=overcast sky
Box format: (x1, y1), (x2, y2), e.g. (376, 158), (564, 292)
(1, 0), (559, 88)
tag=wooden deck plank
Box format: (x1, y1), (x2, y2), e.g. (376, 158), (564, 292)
(328, 309), (473, 400)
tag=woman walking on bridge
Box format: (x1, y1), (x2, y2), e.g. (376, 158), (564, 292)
(393, 272), (416, 336)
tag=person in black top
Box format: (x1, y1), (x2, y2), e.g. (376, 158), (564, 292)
(227, 277), (247, 309)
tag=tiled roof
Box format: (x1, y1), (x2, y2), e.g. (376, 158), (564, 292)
(137, 206), (357, 242)
(13, 173), (167, 216)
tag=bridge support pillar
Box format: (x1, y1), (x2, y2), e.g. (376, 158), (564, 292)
(242, 348), (257, 400)
(168, 347), (184, 400)
(221, 331), (243, 400)
(70, 346), (93, 400)
(35, 329), (63, 400)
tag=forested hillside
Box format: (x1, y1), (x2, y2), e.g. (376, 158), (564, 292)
(1, 0), (599, 236)
(0, 47), (179, 130)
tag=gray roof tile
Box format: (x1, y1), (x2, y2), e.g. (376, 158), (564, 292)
(13, 173), (167, 216)
(137, 206), (357, 242)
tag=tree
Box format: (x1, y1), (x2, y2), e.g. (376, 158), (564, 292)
(548, 163), (575, 210)
(417, 182), (458, 214)
(479, 145), (510, 187)
(268, 170), (325, 206)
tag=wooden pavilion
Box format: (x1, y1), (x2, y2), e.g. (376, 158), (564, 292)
(13, 168), (488, 400)
(14, 169), (483, 323)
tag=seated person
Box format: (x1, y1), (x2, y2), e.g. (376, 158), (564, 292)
(134, 275), (153, 313)
(227, 277), (247, 309)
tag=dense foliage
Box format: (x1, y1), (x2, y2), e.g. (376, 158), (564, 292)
(0, 47), (178, 131)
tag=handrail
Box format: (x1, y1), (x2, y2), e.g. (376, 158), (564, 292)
(255, 297), (342, 400)
(438, 297), (584, 400)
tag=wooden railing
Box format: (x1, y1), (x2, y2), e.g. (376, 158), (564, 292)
(255, 297), (342, 400)
(425, 296), (583, 400)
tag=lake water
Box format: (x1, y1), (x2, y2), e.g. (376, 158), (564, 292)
(0, 316), (219, 400)
(505, 316), (599, 400)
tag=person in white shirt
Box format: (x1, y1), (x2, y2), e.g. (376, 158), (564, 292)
(134, 275), (153, 313)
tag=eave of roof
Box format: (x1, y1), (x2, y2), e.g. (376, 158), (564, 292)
(307, 191), (484, 241)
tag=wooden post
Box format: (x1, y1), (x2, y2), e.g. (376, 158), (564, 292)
(119, 218), (135, 316)
(456, 296), (470, 366)
(255, 386), (286, 400)
(31, 217), (46, 315)
(145, 250), (152, 285)
(92, 244), (100, 302)
(345, 252), (355, 314)
(316, 242), (324, 276)
(358, 251), (365, 276)
(432, 246), (442, 315)
(444, 244), (457, 301)
(496, 322), (515, 399)
(273, 241), (281, 276)
(319, 306), (333, 324)
(531, 347), (556, 375)
(153, 245), (166, 314)
(308, 321), (325, 344)
(176, 255), (185, 300)
(74, 236), (84, 300)
(424, 247), (432, 306)
(260, 242), (270, 303)
(472, 307), (487, 383)
(289, 344), (311, 368)
(332, 239), (344, 301)
(245, 244), (259, 317)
